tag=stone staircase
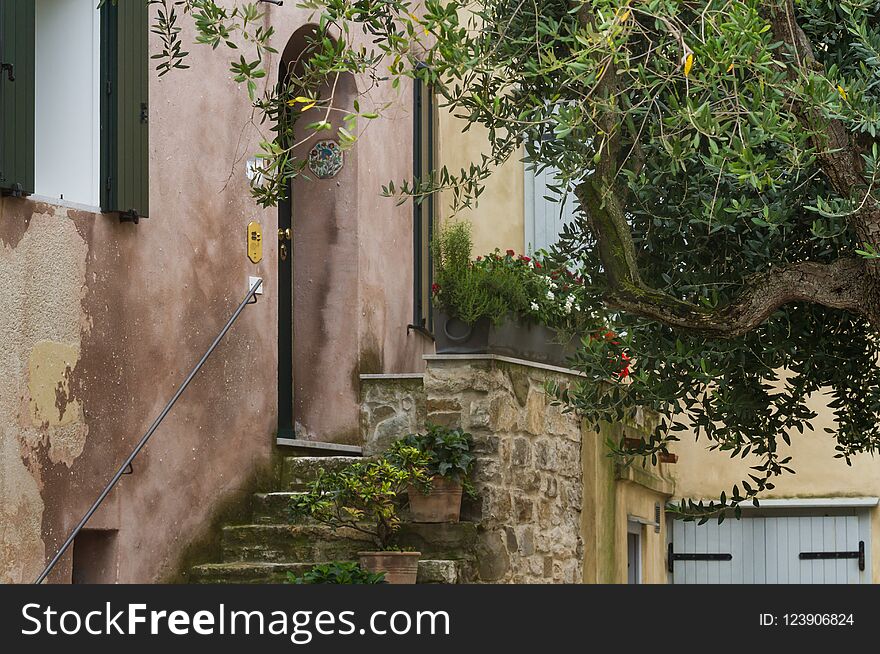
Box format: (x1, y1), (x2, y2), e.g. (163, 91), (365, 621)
(189, 454), (479, 584)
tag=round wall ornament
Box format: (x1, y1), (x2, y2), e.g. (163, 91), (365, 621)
(308, 140), (344, 179)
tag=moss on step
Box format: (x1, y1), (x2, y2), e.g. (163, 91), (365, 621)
(252, 492), (306, 524)
(191, 559), (472, 584)
(282, 456), (363, 490)
(221, 524), (376, 563)
(397, 522), (478, 558)
(162, 460), (279, 584)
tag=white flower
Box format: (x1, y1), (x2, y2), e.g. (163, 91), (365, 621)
(530, 301), (539, 311)
(546, 290), (555, 300)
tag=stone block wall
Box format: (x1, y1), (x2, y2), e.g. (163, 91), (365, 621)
(358, 356), (673, 583)
(359, 374), (427, 455)
(423, 356), (587, 583)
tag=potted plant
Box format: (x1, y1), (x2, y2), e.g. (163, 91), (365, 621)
(289, 454), (429, 584)
(286, 562), (387, 584)
(389, 424), (476, 523)
(431, 221), (593, 366)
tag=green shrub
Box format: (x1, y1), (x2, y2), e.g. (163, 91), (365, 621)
(288, 454), (430, 550)
(432, 221), (596, 333)
(389, 424), (476, 496)
(286, 562), (386, 585)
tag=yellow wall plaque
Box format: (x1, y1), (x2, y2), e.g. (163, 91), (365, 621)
(247, 221), (263, 263)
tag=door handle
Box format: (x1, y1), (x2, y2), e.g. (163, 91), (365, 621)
(1, 63), (14, 82)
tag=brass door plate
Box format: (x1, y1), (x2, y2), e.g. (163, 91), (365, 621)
(247, 221), (263, 263)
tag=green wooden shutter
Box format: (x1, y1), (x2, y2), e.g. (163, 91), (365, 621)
(101, 0), (148, 218)
(0, 0), (35, 196)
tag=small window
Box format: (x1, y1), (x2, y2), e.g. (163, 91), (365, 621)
(412, 72), (435, 331)
(0, 0), (148, 218)
(627, 521), (642, 584)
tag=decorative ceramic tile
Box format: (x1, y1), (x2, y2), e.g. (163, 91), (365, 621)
(308, 140), (344, 179)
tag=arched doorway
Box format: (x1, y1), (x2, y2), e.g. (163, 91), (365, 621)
(277, 26), (360, 445)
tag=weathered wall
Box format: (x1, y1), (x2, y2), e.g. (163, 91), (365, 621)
(359, 356), (674, 583)
(423, 357), (585, 582)
(0, 5), (429, 584)
(581, 417), (673, 584)
(436, 111), (525, 256)
(360, 374), (427, 456)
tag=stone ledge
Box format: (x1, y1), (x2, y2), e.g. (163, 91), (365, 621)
(615, 460), (675, 497)
(424, 353), (586, 377)
(359, 373), (425, 380)
(276, 438), (363, 455)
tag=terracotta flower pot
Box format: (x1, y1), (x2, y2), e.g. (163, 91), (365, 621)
(408, 476), (463, 523)
(358, 551), (421, 584)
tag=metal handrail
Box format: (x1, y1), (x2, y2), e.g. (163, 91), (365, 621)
(34, 278), (264, 584)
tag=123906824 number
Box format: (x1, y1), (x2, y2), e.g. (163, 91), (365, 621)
(784, 614), (854, 626)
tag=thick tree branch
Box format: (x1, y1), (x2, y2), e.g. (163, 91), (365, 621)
(604, 258), (867, 339)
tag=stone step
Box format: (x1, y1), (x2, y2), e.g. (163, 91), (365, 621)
(189, 562), (313, 584)
(281, 456), (363, 491)
(221, 524), (376, 563)
(397, 522), (479, 559)
(252, 492), (305, 524)
(190, 560), (470, 584)
(221, 522), (479, 563)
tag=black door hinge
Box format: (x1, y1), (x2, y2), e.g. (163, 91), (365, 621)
(667, 543), (733, 573)
(799, 541), (865, 571)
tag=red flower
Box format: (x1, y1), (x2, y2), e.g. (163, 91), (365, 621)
(534, 261), (541, 269)
(615, 352), (631, 379)
(506, 249), (515, 257)
(476, 256), (482, 261)
(431, 283), (441, 295)
(519, 255), (531, 263)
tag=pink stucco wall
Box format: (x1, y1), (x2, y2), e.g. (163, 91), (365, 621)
(0, 5), (430, 583)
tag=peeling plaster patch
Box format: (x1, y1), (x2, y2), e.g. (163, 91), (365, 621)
(0, 206), (88, 581)
(29, 341), (81, 427)
(46, 422), (89, 468)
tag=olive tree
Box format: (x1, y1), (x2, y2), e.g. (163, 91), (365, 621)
(153, 0), (880, 517)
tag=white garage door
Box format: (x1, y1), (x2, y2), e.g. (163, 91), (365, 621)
(669, 512), (872, 584)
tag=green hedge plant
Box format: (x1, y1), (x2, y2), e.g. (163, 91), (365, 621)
(286, 562), (386, 585)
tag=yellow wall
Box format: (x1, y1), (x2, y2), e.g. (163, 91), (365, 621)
(581, 420), (673, 584)
(436, 107), (525, 256)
